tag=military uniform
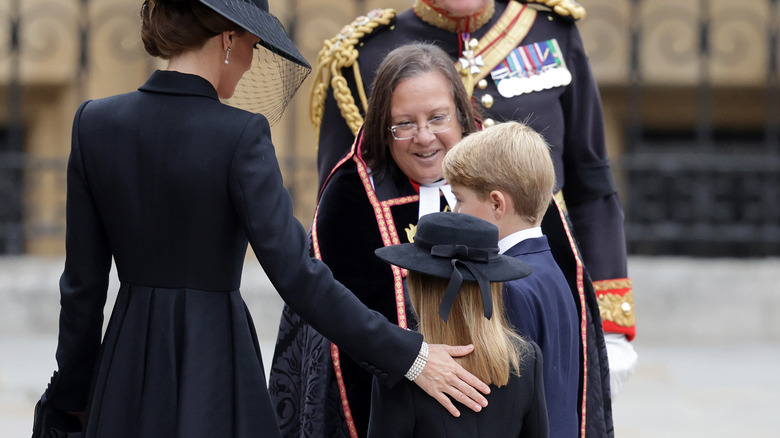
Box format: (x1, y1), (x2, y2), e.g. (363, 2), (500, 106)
(272, 1), (636, 437)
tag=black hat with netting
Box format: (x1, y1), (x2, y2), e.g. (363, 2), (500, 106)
(200, 0), (311, 123)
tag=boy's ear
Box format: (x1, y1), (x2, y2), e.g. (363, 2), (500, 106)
(489, 190), (507, 221)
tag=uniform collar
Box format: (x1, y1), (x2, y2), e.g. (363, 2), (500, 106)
(138, 70), (220, 100)
(412, 0), (495, 33)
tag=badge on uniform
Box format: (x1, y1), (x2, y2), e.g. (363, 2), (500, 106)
(490, 39), (572, 98)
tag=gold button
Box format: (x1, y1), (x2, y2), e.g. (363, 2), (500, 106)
(621, 302), (632, 315)
(481, 94), (494, 109)
(483, 118), (496, 128)
(477, 79), (488, 90)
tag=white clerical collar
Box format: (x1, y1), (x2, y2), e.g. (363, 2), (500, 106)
(418, 180), (456, 219)
(367, 174), (456, 219)
(498, 227), (543, 254)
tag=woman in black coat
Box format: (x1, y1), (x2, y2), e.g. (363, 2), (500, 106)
(33, 1), (491, 437)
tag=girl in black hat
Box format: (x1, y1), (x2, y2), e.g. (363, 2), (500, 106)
(33, 2), (491, 437)
(370, 212), (548, 437)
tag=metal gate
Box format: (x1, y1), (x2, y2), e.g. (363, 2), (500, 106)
(619, 0), (780, 256)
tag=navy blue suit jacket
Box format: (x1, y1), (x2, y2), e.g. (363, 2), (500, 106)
(504, 236), (579, 438)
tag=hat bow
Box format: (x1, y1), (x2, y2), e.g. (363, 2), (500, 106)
(429, 243), (495, 322)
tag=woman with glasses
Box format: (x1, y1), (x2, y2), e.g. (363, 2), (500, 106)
(270, 43), (478, 437)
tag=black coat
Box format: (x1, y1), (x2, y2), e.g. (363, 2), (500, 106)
(46, 70), (422, 438)
(368, 341), (548, 438)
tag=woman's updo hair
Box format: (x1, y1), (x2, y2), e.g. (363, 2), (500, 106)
(141, 0), (244, 59)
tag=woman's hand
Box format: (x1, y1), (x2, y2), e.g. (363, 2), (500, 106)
(412, 344), (490, 417)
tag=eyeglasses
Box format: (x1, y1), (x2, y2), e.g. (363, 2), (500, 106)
(389, 115), (452, 140)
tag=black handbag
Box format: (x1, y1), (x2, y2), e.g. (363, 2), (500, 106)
(31, 371), (83, 438)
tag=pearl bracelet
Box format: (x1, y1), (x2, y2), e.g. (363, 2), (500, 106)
(405, 341), (429, 381)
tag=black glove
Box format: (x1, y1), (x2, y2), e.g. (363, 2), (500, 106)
(31, 371), (83, 438)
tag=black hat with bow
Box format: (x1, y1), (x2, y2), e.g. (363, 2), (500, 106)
(375, 212), (532, 322)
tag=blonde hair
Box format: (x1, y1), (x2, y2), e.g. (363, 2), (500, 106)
(442, 121), (555, 225)
(407, 271), (527, 386)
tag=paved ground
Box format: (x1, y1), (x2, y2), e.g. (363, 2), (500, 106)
(0, 337), (279, 437)
(3, 256), (780, 437)
(612, 342), (780, 437)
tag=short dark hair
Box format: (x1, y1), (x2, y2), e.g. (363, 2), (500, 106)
(140, 0), (244, 59)
(361, 43), (478, 176)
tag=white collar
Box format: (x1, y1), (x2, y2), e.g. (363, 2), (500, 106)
(498, 227), (543, 254)
(419, 181), (456, 219)
(367, 175), (456, 219)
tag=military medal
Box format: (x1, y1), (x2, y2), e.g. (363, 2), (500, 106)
(491, 64), (513, 98)
(520, 44), (548, 92)
(501, 50), (528, 97)
(533, 40), (557, 89)
(496, 75), (514, 98)
(505, 50), (524, 96)
(513, 50), (536, 95)
(490, 38), (572, 97)
(549, 39), (572, 85)
(518, 44), (542, 91)
(458, 33), (485, 75)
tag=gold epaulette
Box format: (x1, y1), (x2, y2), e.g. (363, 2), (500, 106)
(309, 8), (396, 137)
(525, 0), (586, 20)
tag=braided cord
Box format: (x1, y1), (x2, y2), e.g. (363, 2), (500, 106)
(309, 9), (396, 138)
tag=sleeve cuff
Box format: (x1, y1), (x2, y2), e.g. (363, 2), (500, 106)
(594, 278), (636, 341)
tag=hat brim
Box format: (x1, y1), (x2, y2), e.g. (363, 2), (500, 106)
(375, 244), (532, 282)
(200, 0), (310, 69)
